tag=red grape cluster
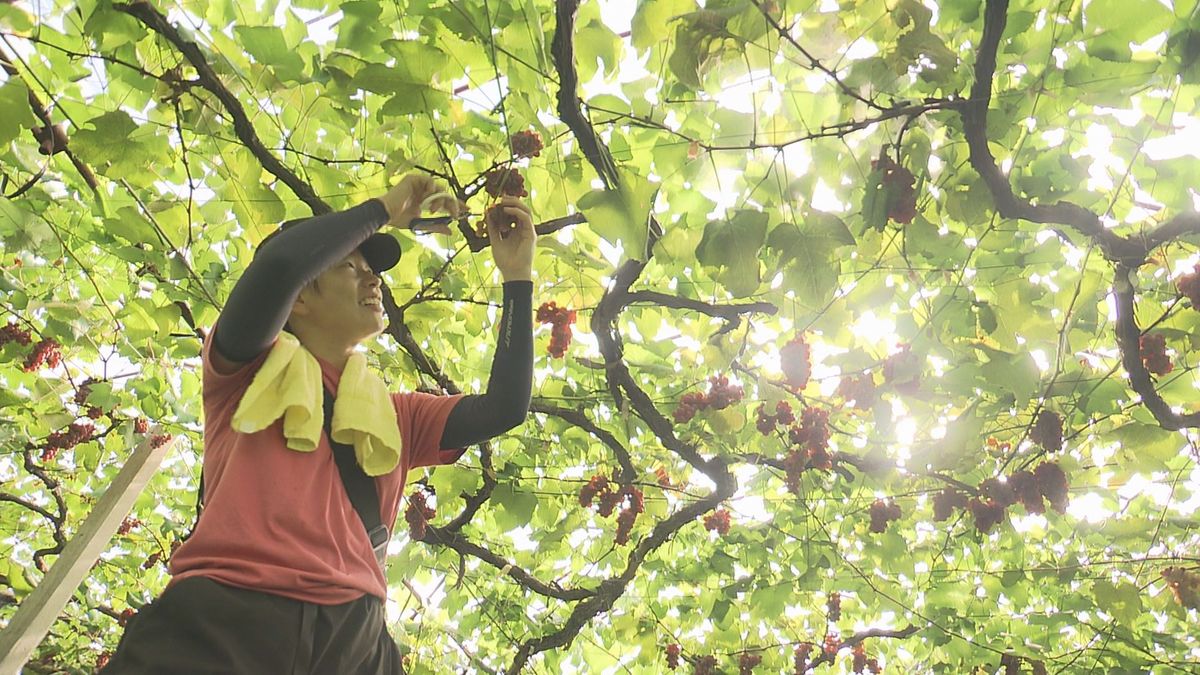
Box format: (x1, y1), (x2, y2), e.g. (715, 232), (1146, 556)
(932, 488), (968, 521)
(0, 321), (32, 347)
(134, 418), (150, 434)
(822, 634), (841, 656)
(75, 378), (105, 418)
(789, 406), (833, 470)
(827, 591), (841, 621)
(851, 644), (869, 674)
(782, 450), (806, 494)
(142, 552), (162, 570)
(836, 372), (877, 410)
(793, 643), (813, 674)
(117, 608), (135, 626)
(483, 167), (527, 198)
(510, 130), (543, 159)
(117, 517), (142, 535)
(1161, 566), (1200, 610)
(868, 499), (902, 533)
(665, 643), (681, 669)
(42, 421), (94, 462)
(693, 655), (717, 675)
(1030, 410), (1063, 451)
(1177, 265), (1200, 307)
(960, 461), (1069, 533)
(673, 376), (744, 423)
(738, 651), (762, 674)
(654, 466), (673, 488)
(150, 433), (173, 449)
(23, 338), (62, 372)
(96, 652), (112, 670)
(871, 156), (917, 224)
(780, 335), (811, 389)
(536, 302), (576, 358)
(405, 488), (435, 541)
(579, 475), (643, 544)
(756, 401), (795, 435)
(1139, 333), (1173, 375)
(703, 508), (731, 535)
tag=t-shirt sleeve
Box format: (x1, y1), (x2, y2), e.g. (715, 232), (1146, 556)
(202, 322), (273, 412)
(394, 392), (468, 470)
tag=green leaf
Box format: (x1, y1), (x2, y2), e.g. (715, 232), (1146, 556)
(0, 79), (38, 146)
(576, 170), (657, 260)
(492, 482), (537, 530)
(234, 26), (306, 81)
(695, 209), (768, 297)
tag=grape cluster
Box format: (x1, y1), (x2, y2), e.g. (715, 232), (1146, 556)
(405, 488), (435, 541)
(932, 488), (968, 521)
(42, 421), (94, 462)
(150, 433), (173, 449)
(654, 466), (673, 488)
(836, 372), (877, 410)
(510, 130), (543, 159)
(117, 517), (142, 535)
(780, 335), (811, 389)
(1161, 566), (1200, 610)
(826, 591), (841, 621)
(579, 475), (643, 545)
(789, 406), (833, 471)
(665, 643), (681, 670)
(871, 156), (917, 224)
(1030, 410), (1063, 451)
(96, 652), (111, 670)
(673, 376), (744, 423)
(967, 497), (1006, 534)
(536, 302), (576, 358)
(1139, 333), (1173, 375)
(23, 338), (62, 372)
(868, 498), (902, 533)
(693, 655), (717, 675)
(822, 634), (841, 656)
(959, 461), (1069, 533)
(738, 651), (762, 674)
(851, 644), (868, 674)
(117, 608), (135, 626)
(133, 418), (150, 434)
(793, 643), (813, 674)
(702, 508), (731, 535)
(1177, 265), (1200, 307)
(0, 321), (32, 347)
(756, 401), (795, 435)
(483, 167), (528, 198)
(75, 378), (104, 419)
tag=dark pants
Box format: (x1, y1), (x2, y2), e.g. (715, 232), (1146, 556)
(101, 577), (405, 674)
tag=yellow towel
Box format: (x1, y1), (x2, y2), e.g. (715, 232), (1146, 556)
(231, 332), (402, 476)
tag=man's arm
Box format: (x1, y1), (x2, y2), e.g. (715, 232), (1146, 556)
(440, 280), (533, 446)
(440, 197), (538, 448)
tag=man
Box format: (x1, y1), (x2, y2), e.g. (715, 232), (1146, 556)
(102, 174), (536, 673)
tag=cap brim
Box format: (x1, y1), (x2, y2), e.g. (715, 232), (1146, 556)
(359, 232), (401, 274)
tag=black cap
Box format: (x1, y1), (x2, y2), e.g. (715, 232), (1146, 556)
(257, 218), (402, 274)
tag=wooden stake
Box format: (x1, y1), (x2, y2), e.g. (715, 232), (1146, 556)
(0, 434), (175, 674)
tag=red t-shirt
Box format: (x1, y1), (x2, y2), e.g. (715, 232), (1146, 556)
(168, 330), (464, 604)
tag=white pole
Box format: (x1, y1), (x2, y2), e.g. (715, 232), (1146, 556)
(0, 434), (175, 674)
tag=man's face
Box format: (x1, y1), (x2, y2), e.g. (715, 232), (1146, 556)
(292, 250), (385, 343)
